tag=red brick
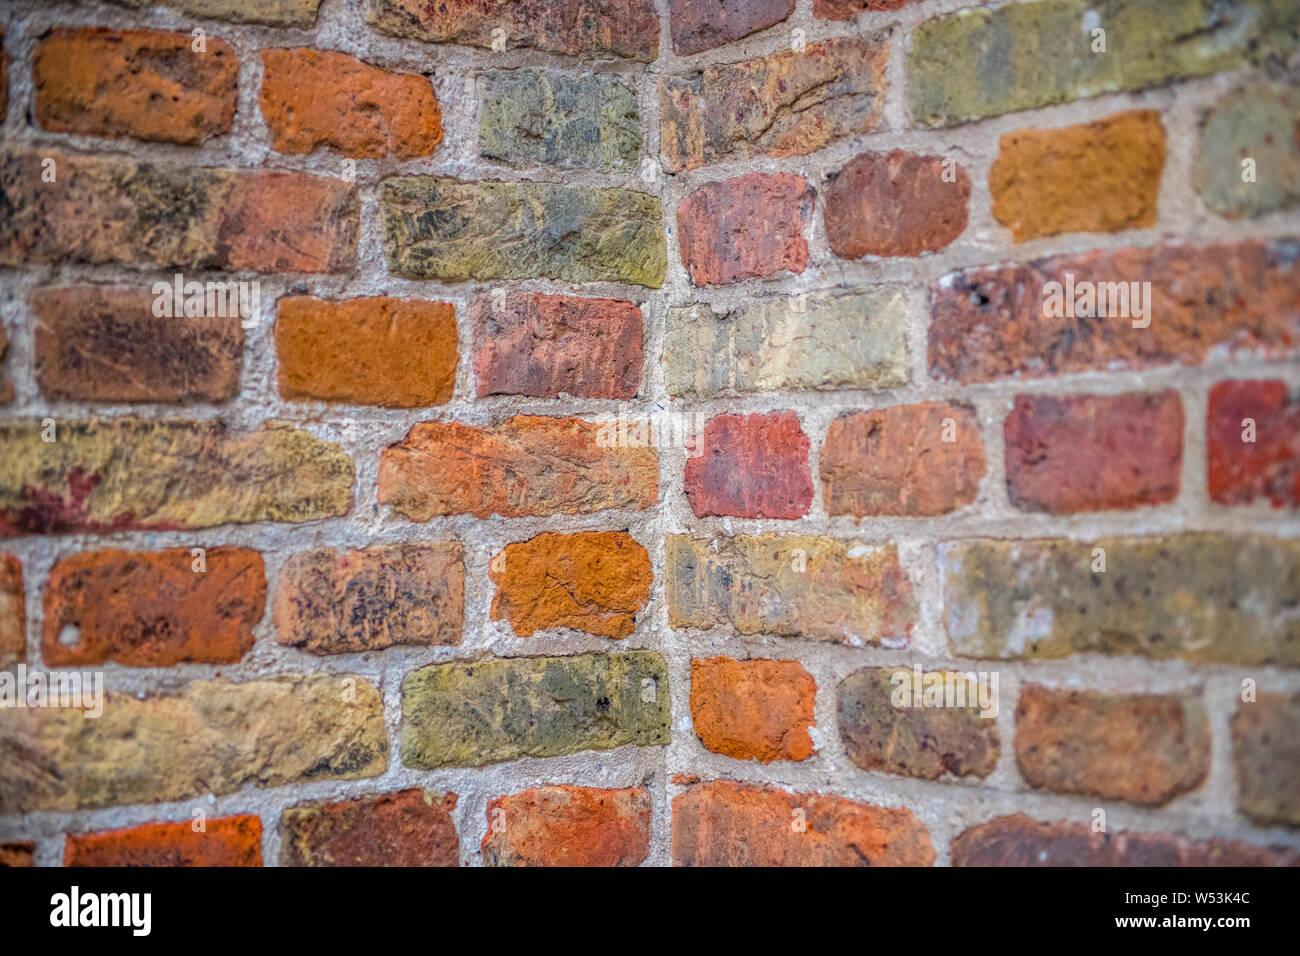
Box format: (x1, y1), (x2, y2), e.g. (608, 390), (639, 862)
(815, 0), (910, 18)
(952, 814), (1300, 866)
(821, 401), (985, 516)
(677, 173), (813, 286)
(276, 296), (457, 408)
(669, 0), (794, 55)
(65, 815), (262, 866)
(473, 293), (643, 400)
(1209, 379), (1300, 507)
(261, 48), (442, 159)
(379, 416), (659, 520)
(1232, 692), (1300, 827)
(0, 842), (33, 867)
(280, 789), (459, 866)
(690, 657), (816, 763)
(482, 786), (650, 866)
(685, 411), (813, 518)
(672, 781), (934, 866)
(42, 547), (265, 667)
(1005, 391), (1183, 513)
(1015, 685), (1210, 806)
(929, 238), (1300, 384)
(825, 150), (970, 258)
(34, 28), (237, 145)
(0, 553), (23, 666)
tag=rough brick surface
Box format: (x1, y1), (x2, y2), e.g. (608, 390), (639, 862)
(43, 546), (265, 667)
(274, 544), (464, 654)
(815, 0), (910, 17)
(1014, 685), (1210, 806)
(367, 0), (660, 61)
(952, 815), (1300, 867)
(35, 28), (237, 145)
(1208, 380), (1300, 507)
(1232, 693), (1300, 827)
(0, 148), (358, 274)
(378, 416), (658, 520)
(276, 296), (457, 408)
(672, 781), (934, 866)
(0, 674), (386, 813)
(685, 411), (813, 518)
(821, 402), (985, 517)
(65, 816), (262, 867)
(667, 535), (916, 646)
(0, 843), (33, 867)
(929, 238), (1300, 384)
(261, 48), (442, 159)
(825, 150), (970, 258)
(668, 0), (794, 55)
(482, 786), (650, 866)
(0, 418), (353, 536)
(659, 38), (887, 172)
(280, 790), (459, 866)
(1004, 391), (1183, 513)
(838, 667), (999, 780)
(690, 657), (816, 763)
(400, 652), (670, 768)
(113, 0), (321, 26)
(33, 285), (243, 404)
(489, 532), (651, 639)
(941, 535), (1300, 666)
(0, 553), (23, 666)
(1196, 80), (1300, 219)
(472, 293), (643, 400)
(677, 173), (813, 286)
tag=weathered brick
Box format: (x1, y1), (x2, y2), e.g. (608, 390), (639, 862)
(690, 657), (815, 763)
(952, 814), (1300, 866)
(0, 418), (353, 537)
(43, 547), (265, 667)
(479, 70), (639, 172)
(821, 401), (985, 517)
(113, 0), (322, 26)
(1208, 380), (1300, 507)
(1232, 693), (1300, 827)
(379, 416), (658, 520)
(685, 411), (813, 518)
(33, 285), (243, 404)
(669, 0), (794, 55)
(0, 842), (33, 867)
(261, 48), (441, 159)
(672, 781), (933, 866)
(1196, 81), (1300, 219)
(280, 789), (459, 866)
(380, 177), (665, 287)
(659, 38), (887, 172)
(1004, 391), (1183, 513)
(0, 673), (386, 813)
(0, 148), (357, 274)
(677, 173), (812, 286)
(276, 296), (457, 408)
(665, 289), (906, 397)
(0, 553), (23, 666)
(482, 786), (650, 866)
(1015, 685), (1210, 806)
(34, 28), (236, 145)
(815, 0), (910, 18)
(990, 111), (1165, 242)
(274, 544), (463, 654)
(65, 816), (262, 867)
(472, 293), (643, 400)
(941, 534), (1300, 666)
(666, 535), (916, 647)
(489, 532), (651, 640)
(367, 0), (660, 61)
(400, 652), (669, 768)
(908, 0), (1299, 127)
(838, 667), (999, 780)
(825, 150), (969, 258)
(929, 238), (1300, 384)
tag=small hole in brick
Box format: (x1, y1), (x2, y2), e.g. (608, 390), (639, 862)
(59, 624), (81, 647)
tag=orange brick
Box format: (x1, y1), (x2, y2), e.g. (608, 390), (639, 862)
(65, 815), (262, 866)
(482, 786), (650, 866)
(0, 553), (23, 666)
(690, 657), (816, 763)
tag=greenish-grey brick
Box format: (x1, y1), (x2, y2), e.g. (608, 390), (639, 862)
(399, 651), (671, 768)
(908, 0), (1300, 127)
(379, 177), (666, 287)
(1195, 80), (1300, 219)
(479, 69), (641, 172)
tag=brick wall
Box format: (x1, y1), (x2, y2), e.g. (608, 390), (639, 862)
(0, 0), (1297, 867)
